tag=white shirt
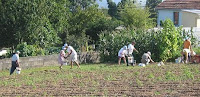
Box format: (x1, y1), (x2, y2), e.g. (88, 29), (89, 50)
(128, 44), (135, 54)
(118, 47), (127, 57)
(11, 54), (19, 62)
(67, 46), (77, 56)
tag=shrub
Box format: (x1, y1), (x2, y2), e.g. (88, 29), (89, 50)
(16, 42), (36, 57)
(156, 19), (183, 61)
(16, 42), (56, 57)
(99, 30), (133, 62)
(45, 47), (60, 55)
(99, 19), (188, 63)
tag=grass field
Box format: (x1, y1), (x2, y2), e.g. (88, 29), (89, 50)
(1, 63), (200, 96)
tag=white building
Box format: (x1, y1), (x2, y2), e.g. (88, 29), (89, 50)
(156, 0), (200, 27)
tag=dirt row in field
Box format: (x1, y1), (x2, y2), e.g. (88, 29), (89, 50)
(1, 64), (200, 96)
(1, 81), (200, 96)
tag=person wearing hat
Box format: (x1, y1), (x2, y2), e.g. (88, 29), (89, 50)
(10, 51), (20, 75)
(182, 37), (192, 63)
(64, 43), (80, 69)
(141, 51), (154, 65)
(58, 46), (67, 70)
(127, 41), (139, 66)
(118, 46), (128, 65)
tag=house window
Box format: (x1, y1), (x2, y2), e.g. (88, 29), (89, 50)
(174, 12), (179, 25)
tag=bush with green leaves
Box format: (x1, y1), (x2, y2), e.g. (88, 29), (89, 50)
(45, 47), (60, 55)
(99, 19), (187, 63)
(16, 42), (47, 57)
(99, 30), (133, 62)
(16, 42), (36, 57)
(156, 19), (183, 61)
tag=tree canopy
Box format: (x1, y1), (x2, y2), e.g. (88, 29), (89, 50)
(0, 0), (157, 53)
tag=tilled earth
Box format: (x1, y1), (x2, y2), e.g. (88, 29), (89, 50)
(1, 80), (200, 96)
(0, 64), (200, 96)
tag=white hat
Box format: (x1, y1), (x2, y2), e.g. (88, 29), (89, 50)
(62, 46), (66, 50)
(185, 37), (189, 40)
(147, 51), (151, 55)
(16, 51), (20, 54)
(64, 43), (68, 47)
(123, 46), (127, 50)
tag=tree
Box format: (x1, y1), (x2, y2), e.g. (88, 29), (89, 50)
(69, 0), (98, 11)
(86, 17), (121, 44)
(67, 5), (107, 50)
(107, 0), (117, 18)
(116, 0), (135, 19)
(0, 0), (71, 49)
(146, 0), (162, 23)
(48, 0), (71, 44)
(119, 4), (154, 29)
(118, 0), (135, 7)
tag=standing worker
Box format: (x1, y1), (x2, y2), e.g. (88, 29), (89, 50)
(127, 41), (138, 66)
(64, 44), (80, 69)
(10, 51), (20, 75)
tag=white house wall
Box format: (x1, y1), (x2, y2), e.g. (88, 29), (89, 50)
(157, 9), (182, 27)
(182, 11), (199, 27)
(197, 19), (200, 27)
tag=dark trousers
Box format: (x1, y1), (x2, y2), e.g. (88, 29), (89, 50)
(10, 61), (17, 75)
(183, 53), (191, 62)
(127, 54), (133, 66)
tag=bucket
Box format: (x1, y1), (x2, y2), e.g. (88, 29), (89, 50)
(158, 61), (164, 66)
(63, 62), (68, 65)
(138, 63), (145, 67)
(175, 58), (181, 63)
(133, 60), (136, 65)
(16, 67), (21, 74)
(128, 57), (133, 64)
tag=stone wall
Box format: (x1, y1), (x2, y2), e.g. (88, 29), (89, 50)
(0, 52), (100, 70)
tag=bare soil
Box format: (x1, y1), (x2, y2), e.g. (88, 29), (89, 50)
(0, 64), (200, 96)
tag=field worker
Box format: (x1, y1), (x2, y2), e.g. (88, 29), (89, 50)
(127, 41), (139, 66)
(10, 51), (20, 75)
(182, 37), (192, 63)
(64, 44), (80, 69)
(58, 46), (67, 70)
(141, 51), (154, 65)
(118, 46), (128, 65)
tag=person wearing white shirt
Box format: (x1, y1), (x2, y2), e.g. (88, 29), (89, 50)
(10, 51), (20, 75)
(64, 43), (80, 69)
(127, 41), (138, 66)
(118, 46), (128, 65)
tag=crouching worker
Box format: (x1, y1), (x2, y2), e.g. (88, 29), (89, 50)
(64, 44), (80, 69)
(118, 46), (127, 65)
(10, 51), (20, 75)
(182, 37), (192, 63)
(58, 46), (67, 70)
(181, 49), (191, 63)
(141, 51), (154, 65)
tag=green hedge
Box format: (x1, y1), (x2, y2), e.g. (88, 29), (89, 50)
(16, 42), (60, 57)
(99, 19), (193, 63)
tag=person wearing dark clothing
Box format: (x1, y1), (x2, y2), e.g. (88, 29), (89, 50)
(10, 51), (20, 75)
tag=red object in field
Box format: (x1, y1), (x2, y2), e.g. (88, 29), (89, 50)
(193, 55), (200, 63)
